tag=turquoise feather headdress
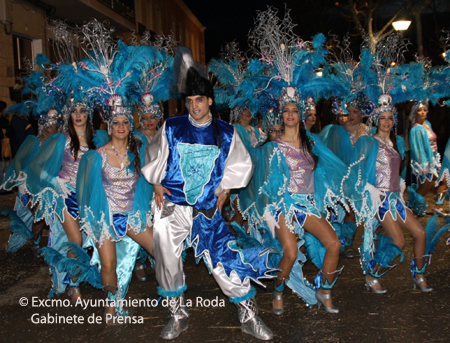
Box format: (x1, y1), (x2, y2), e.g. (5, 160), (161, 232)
(127, 35), (175, 119)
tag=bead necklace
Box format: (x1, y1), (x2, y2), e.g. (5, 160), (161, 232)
(376, 134), (392, 146)
(112, 145), (128, 169)
(348, 122), (363, 137)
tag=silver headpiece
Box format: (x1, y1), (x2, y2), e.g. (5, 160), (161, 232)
(409, 100), (428, 124)
(279, 86), (302, 113)
(61, 98), (94, 133)
(138, 93), (161, 118)
(369, 93), (398, 127)
(38, 108), (64, 137)
(263, 107), (283, 133)
(345, 92), (375, 116)
(302, 97), (316, 121)
(101, 94), (134, 135)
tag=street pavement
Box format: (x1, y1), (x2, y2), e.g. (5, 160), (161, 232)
(1, 190), (450, 342)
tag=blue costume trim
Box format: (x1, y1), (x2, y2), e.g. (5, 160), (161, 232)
(378, 192), (407, 222)
(407, 186), (427, 217)
(112, 213), (129, 238)
(229, 287), (256, 304)
(20, 193), (31, 207)
(410, 123), (440, 186)
(65, 191), (79, 220)
(157, 284), (188, 298)
(190, 209), (276, 287)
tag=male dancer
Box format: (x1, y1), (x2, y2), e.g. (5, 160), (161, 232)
(142, 47), (274, 340)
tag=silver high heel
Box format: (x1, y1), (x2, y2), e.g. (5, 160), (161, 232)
(412, 276), (433, 292)
(67, 287), (81, 305)
(364, 276), (387, 294)
(433, 208), (448, 217)
(344, 247), (355, 259)
(315, 291), (339, 314)
(134, 264), (147, 282)
(272, 291), (284, 315)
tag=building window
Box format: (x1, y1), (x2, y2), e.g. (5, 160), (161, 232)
(13, 35), (33, 84)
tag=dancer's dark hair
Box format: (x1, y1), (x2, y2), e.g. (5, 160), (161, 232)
(68, 113), (96, 161)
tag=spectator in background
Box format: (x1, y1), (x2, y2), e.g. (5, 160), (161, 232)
(5, 105), (36, 157)
(0, 101), (11, 187)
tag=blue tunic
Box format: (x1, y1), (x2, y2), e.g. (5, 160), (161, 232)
(161, 115), (234, 210)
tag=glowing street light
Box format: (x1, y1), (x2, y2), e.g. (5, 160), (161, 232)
(392, 20), (411, 31)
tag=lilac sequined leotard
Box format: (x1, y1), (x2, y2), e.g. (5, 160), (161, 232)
(374, 135), (401, 192)
(274, 138), (315, 194)
(97, 145), (139, 213)
(58, 134), (89, 189)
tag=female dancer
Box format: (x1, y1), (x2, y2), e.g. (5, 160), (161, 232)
(259, 87), (347, 314)
(35, 100), (108, 300)
(318, 93), (374, 258)
(2, 105), (61, 255)
(136, 94), (161, 144)
(77, 101), (153, 319)
(272, 102), (341, 313)
(233, 107), (267, 148)
(354, 95), (432, 293)
(408, 101), (448, 216)
(303, 98), (317, 132)
(133, 94), (162, 281)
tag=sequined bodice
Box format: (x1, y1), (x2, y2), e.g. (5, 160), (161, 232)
(97, 145), (138, 213)
(345, 124), (371, 147)
(58, 135), (89, 189)
(275, 138), (315, 194)
(413, 123), (437, 153)
(374, 135), (401, 192)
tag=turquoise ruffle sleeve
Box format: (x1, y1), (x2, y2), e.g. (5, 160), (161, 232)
(409, 124), (437, 183)
(318, 124), (353, 165)
(1, 135), (40, 191)
(76, 150), (112, 244)
(26, 133), (67, 223)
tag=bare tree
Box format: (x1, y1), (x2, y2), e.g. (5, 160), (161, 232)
(407, 0), (433, 57)
(346, 0), (433, 53)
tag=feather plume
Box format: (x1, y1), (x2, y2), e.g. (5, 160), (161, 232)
(374, 235), (404, 267)
(2, 210), (33, 253)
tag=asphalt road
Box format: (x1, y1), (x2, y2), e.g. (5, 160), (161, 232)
(1, 190), (450, 342)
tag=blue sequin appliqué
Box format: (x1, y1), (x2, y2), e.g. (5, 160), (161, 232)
(177, 143), (220, 205)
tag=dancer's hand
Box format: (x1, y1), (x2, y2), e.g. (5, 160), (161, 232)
(216, 189), (230, 212)
(154, 185), (171, 210)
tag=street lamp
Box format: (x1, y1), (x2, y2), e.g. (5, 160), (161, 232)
(392, 20), (411, 31)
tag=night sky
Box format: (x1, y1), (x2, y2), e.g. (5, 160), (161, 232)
(183, 0), (449, 64)
(184, 0), (351, 61)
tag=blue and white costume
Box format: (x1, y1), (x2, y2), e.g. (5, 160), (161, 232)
(142, 114), (274, 301)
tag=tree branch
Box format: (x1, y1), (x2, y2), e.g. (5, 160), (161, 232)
(378, 28), (396, 41)
(348, 0), (364, 32)
(378, 2), (408, 36)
